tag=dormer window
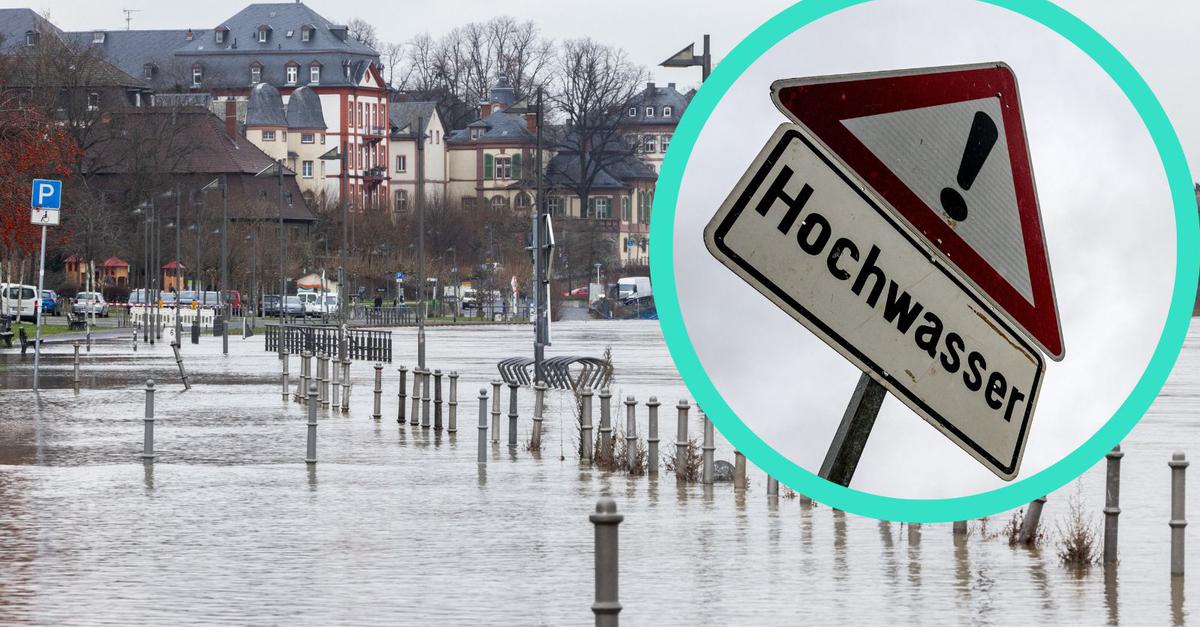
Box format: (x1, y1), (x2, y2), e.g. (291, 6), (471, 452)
(470, 128), (480, 140)
(215, 27), (227, 44)
(92, 31), (105, 44)
(257, 26), (270, 44)
(343, 61), (352, 80)
(191, 64), (203, 87)
(24, 31), (37, 47)
(300, 26), (313, 42)
(143, 63), (156, 80)
(285, 64), (298, 85)
(185, 29), (194, 42)
(663, 106), (672, 117)
(309, 62), (321, 84)
(627, 107), (636, 117)
(250, 64), (262, 85)
(645, 106), (654, 118)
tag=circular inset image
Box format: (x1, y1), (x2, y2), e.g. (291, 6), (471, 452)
(651, 0), (1197, 521)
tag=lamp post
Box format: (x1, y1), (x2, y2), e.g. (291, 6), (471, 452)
(245, 231), (258, 323)
(201, 176), (229, 355)
(135, 203), (150, 343)
(415, 115), (428, 369)
(447, 246), (457, 323)
(660, 35), (712, 82)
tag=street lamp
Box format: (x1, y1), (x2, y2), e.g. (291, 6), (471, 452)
(594, 262), (602, 285)
(447, 245), (457, 323)
(201, 176), (228, 355)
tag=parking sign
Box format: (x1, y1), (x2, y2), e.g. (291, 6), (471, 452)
(31, 179), (62, 209)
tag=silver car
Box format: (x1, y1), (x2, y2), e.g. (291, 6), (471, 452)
(73, 291), (109, 317)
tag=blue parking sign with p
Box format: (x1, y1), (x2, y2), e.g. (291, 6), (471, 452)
(31, 179), (62, 210)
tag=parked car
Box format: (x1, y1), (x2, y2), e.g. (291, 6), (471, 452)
(1, 283), (39, 321)
(561, 286), (589, 297)
(41, 290), (61, 315)
(281, 295), (304, 317)
(161, 292), (178, 306)
(73, 292), (109, 317)
(199, 291), (222, 308)
(222, 290), (243, 316)
(260, 295), (282, 317)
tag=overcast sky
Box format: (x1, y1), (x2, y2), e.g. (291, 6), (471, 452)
(8, 0), (1198, 167)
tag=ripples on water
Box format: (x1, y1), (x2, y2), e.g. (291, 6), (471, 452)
(0, 321), (1194, 625)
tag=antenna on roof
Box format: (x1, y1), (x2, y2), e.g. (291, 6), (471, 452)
(122, 8), (140, 31)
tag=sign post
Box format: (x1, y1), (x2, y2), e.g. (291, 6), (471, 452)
(705, 64), (1058, 485)
(30, 178), (62, 392)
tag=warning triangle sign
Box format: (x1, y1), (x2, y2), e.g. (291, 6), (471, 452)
(771, 63), (1064, 360)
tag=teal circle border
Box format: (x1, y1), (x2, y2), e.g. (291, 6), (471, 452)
(650, 0), (1198, 522)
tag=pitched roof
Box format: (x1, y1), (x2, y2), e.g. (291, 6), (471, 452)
(285, 85), (325, 129)
(546, 154), (636, 191)
(103, 256), (130, 267)
(246, 82), (287, 127)
(181, 3), (376, 56)
(0, 8), (62, 54)
(447, 109), (534, 145)
(623, 82), (690, 126)
(388, 101), (437, 138)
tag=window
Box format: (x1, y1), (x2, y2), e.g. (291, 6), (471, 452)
(394, 190), (408, 212)
(628, 107), (637, 117)
(645, 106), (655, 118)
(463, 196), (478, 210)
(302, 161), (313, 178)
(262, 130), (276, 141)
(621, 196), (631, 222)
(301, 26), (312, 42)
(143, 64), (155, 80)
(470, 128), (480, 140)
(25, 31), (37, 46)
(92, 31), (105, 44)
(548, 196), (563, 216)
(663, 106), (673, 117)
(357, 103), (363, 128)
(395, 155), (407, 173)
(250, 65), (261, 84)
(215, 29), (226, 44)
(286, 65), (298, 85)
(309, 64), (320, 84)
(300, 133), (314, 144)
(435, 130), (441, 144)
(493, 156), (512, 180)
(87, 92), (99, 112)
(192, 65), (203, 87)
(320, 133), (326, 144)
(515, 193), (531, 209)
(642, 135), (657, 153)
(661, 135), (671, 153)
(491, 195), (509, 210)
(588, 197), (612, 219)
(511, 153), (522, 180)
(637, 191), (650, 224)
(320, 161), (326, 177)
(257, 27), (269, 43)
(483, 153), (493, 179)
(281, 130), (287, 141)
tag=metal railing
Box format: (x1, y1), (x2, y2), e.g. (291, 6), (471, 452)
(263, 324), (392, 362)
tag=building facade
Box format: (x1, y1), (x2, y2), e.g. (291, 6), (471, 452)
(388, 101), (448, 213)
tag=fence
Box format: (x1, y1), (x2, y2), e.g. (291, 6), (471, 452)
(129, 306), (215, 329)
(263, 324), (392, 362)
(349, 302), (533, 326)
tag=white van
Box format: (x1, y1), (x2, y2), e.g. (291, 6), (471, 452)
(617, 277), (652, 303)
(0, 283), (39, 321)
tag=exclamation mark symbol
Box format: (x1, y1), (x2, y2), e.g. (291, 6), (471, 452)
(940, 111), (999, 222)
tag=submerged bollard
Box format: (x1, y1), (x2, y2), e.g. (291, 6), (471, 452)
(433, 370), (444, 431)
(599, 387), (613, 459)
(647, 397), (660, 476)
(477, 388), (489, 464)
(507, 381), (519, 448)
(306, 381), (318, 464)
(767, 476), (779, 498)
(448, 371), (459, 434)
(1170, 451), (1188, 576)
(1018, 496), (1047, 546)
(340, 359), (351, 413)
(372, 363), (383, 420)
(591, 497), (623, 627)
(422, 368), (432, 428)
(73, 341), (81, 387)
(581, 387), (594, 464)
(733, 451), (747, 490)
(702, 412), (715, 485)
(141, 379), (156, 460)
(675, 399), (690, 480)
(171, 342), (191, 391)
(298, 351), (311, 404)
(397, 366), (408, 424)
(953, 520), (968, 536)
(625, 396), (637, 472)
(280, 352), (289, 402)
(331, 356), (340, 408)
(531, 381), (547, 450)
(410, 368), (422, 426)
(319, 355), (330, 408)
(490, 380), (502, 443)
(131, 327), (137, 352)
(1104, 445), (1123, 564)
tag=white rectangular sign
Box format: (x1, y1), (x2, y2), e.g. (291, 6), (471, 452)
(704, 124), (1044, 479)
(31, 208), (60, 226)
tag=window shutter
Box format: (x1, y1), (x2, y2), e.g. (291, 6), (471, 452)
(511, 153), (522, 180)
(484, 154), (493, 180)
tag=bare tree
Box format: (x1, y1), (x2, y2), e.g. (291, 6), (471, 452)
(346, 18), (379, 51)
(380, 41), (408, 88)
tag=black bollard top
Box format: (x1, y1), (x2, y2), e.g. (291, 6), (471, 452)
(590, 497), (623, 524)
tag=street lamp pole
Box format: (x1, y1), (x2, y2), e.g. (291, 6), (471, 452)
(220, 174), (228, 355)
(416, 115), (427, 369)
(174, 184), (182, 344)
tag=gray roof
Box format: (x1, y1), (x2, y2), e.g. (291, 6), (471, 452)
(545, 153), (655, 191)
(488, 75), (514, 107)
(623, 82), (690, 126)
(63, 29), (199, 90)
(388, 101), (438, 138)
(0, 8), (61, 53)
(447, 109), (534, 144)
(246, 82), (287, 127)
(285, 85), (324, 129)
(178, 2), (376, 56)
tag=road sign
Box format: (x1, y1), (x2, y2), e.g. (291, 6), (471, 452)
(395, 272), (405, 282)
(31, 208), (60, 226)
(771, 63), (1063, 361)
(31, 179), (62, 210)
(704, 123), (1044, 480)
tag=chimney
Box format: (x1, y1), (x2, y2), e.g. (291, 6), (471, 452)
(667, 82), (676, 92)
(480, 102), (492, 118)
(525, 111), (536, 133)
(224, 99), (237, 138)
(646, 81), (655, 92)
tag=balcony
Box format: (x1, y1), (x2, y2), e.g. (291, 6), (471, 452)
(362, 166), (386, 184)
(362, 126), (386, 142)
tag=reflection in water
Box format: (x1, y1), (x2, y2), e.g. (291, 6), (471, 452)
(906, 523), (921, 590)
(143, 461), (155, 493)
(1172, 575), (1185, 626)
(1027, 550), (1055, 612)
(954, 524), (970, 607)
(646, 476), (658, 507)
(477, 465), (487, 487)
(1103, 564), (1118, 626)
(832, 509), (847, 583)
(306, 465), (317, 492)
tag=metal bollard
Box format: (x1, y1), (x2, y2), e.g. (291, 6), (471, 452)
(477, 388), (488, 464)
(1018, 496), (1047, 546)
(599, 387), (613, 459)
(433, 370), (444, 431)
(331, 356), (340, 408)
(953, 520), (968, 536)
(372, 363), (383, 420)
(647, 397), (660, 476)
(397, 366), (408, 424)
(1104, 445), (1123, 564)
(625, 396), (637, 472)
(675, 399), (689, 479)
(702, 412), (715, 484)
(280, 352), (289, 402)
(448, 371), (459, 434)
(141, 379), (156, 460)
(298, 352), (311, 404)
(733, 451), (747, 490)
(132, 327), (137, 352)
(340, 359), (351, 413)
(319, 356), (330, 408)
(531, 381), (546, 450)
(581, 387), (594, 464)
(73, 341), (81, 387)
(591, 497), (623, 626)
(171, 342), (191, 391)
(1170, 452), (1188, 576)
(767, 476), (779, 497)
(410, 368), (422, 426)
(507, 381), (519, 448)
(421, 368), (432, 428)
(908, 523), (922, 545)
(306, 381), (318, 464)
(490, 380), (502, 443)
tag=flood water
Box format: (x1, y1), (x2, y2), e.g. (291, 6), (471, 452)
(0, 320), (1195, 625)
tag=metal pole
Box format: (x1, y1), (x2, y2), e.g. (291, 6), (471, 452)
(433, 369), (443, 431)
(581, 387), (594, 464)
(591, 497), (622, 627)
(507, 381), (519, 448)
(421, 368), (431, 428)
(411, 368), (422, 426)
(31, 223), (47, 390)
(277, 160), (285, 322)
(819, 372), (887, 487)
(171, 342), (191, 390)
(733, 451), (746, 490)
(416, 116), (426, 369)
(624, 396), (637, 473)
(221, 175), (229, 355)
(339, 140), (348, 364)
(397, 366), (408, 424)
(340, 358), (351, 413)
(702, 411), (714, 484)
(306, 381), (318, 464)
(174, 185), (182, 344)
(647, 397), (659, 476)
(533, 87), (546, 384)
(531, 381), (546, 451)
(953, 520), (968, 536)
(701, 34), (711, 82)
(1018, 496), (1047, 546)
(767, 476), (779, 497)
(675, 399), (689, 480)
(448, 371), (459, 434)
(477, 388), (488, 464)
(1104, 445), (1123, 564)
(599, 387), (612, 460)
(72, 341), (81, 388)
(140, 379), (155, 460)
(490, 379), (502, 443)
(280, 350), (289, 401)
(1170, 452), (1188, 576)
(372, 362), (383, 420)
